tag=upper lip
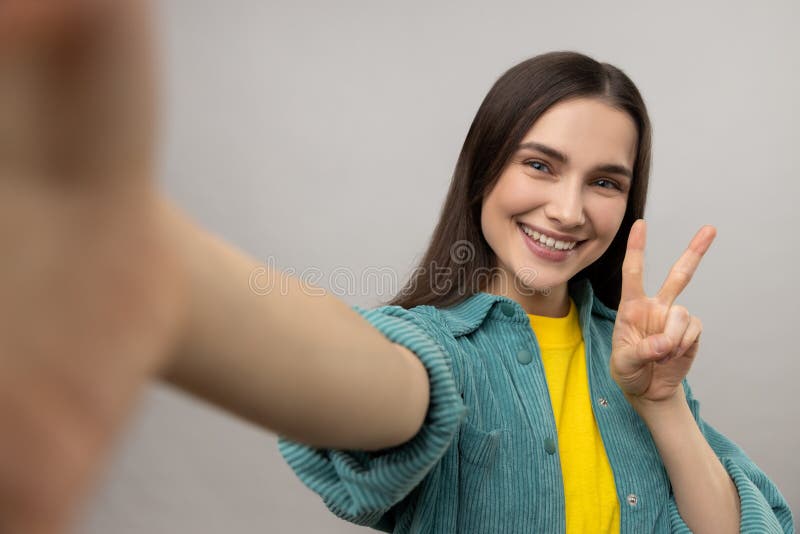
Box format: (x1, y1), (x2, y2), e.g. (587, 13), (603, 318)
(518, 222), (586, 242)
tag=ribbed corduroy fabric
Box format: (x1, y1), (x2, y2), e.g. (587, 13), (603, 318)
(278, 278), (795, 533)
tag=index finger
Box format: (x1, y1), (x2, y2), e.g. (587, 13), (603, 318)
(656, 225), (717, 307)
(620, 218), (647, 302)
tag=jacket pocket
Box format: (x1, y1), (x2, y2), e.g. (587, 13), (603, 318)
(457, 420), (509, 468)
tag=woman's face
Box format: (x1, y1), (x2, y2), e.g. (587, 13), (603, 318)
(480, 97), (637, 314)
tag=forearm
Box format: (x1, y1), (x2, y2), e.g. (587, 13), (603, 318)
(629, 389), (741, 534)
(156, 197), (429, 451)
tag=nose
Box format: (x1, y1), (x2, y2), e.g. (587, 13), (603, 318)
(544, 178), (585, 228)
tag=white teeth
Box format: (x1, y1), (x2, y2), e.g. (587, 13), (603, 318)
(520, 224), (578, 251)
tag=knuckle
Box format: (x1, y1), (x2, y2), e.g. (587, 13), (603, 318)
(623, 266), (642, 277)
(668, 270), (692, 288)
(671, 304), (690, 319)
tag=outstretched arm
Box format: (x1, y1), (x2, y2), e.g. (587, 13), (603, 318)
(158, 197), (430, 452)
(0, 2), (428, 533)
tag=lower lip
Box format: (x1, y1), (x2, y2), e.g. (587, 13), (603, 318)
(518, 224), (583, 262)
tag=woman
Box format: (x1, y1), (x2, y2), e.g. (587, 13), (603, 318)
(0, 2), (792, 533)
(276, 54), (793, 533)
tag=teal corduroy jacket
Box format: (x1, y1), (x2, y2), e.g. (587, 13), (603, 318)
(278, 278), (794, 533)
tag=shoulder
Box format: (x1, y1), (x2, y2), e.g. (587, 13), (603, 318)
(352, 302), (471, 391)
(350, 303), (464, 373)
(352, 303), (454, 344)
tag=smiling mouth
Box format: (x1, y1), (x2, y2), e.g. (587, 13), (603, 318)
(517, 223), (588, 251)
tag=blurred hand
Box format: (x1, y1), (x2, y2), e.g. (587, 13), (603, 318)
(609, 220), (716, 406)
(0, 1), (186, 532)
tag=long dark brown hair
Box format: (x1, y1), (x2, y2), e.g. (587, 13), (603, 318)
(385, 51), (652, 311)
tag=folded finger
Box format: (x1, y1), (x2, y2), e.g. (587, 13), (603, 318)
(674, 315), (702, 361)
(663, 305), (690, 350)
(653, 305), (690, 364)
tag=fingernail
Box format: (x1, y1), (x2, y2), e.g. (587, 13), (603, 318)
(653, 337), (668, 355)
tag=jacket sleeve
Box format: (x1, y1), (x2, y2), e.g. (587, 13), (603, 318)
(667, 379), (795, 533)
(277, 304), (467, 530)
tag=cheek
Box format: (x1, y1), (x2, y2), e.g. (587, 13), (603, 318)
(480, 179), (518, 234)
(479, 196), (501, 253)
(587, 197), (627, 237)
(497, 177), (538, 213)
(480, 189), (522, 262)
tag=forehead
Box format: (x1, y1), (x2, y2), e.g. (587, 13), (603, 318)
(521, 97), (638, 169)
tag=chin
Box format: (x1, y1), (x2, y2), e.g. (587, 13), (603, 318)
(510, 267), (566, 297)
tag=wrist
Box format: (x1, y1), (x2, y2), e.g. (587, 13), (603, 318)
(625, 386), (688, 419)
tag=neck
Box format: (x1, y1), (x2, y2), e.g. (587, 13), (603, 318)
(486, 275), (570, 317)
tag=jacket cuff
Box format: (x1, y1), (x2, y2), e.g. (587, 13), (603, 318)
(278, 304), (466, 526)
(667, 457), (789, 533)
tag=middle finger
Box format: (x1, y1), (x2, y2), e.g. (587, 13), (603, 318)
(655, 225), (716, 307)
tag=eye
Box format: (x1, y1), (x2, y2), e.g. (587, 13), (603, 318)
(593, 178), (623, 191)
(524, 159), (551, 173)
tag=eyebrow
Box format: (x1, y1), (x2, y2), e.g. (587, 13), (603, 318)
(517, 141), (633, 180)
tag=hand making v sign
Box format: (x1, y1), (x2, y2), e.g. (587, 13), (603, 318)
(610, 219), (717, 405)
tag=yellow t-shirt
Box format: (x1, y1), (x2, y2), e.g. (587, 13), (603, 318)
(528, 298), (621, 533)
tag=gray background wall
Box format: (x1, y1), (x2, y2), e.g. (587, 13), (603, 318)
(77, 1), (798, 532)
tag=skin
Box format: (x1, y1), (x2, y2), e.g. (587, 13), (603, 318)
(481, 97), (636, 318)
(612, 218), (716, 401)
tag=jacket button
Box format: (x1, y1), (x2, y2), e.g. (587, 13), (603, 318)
(598, 397), (609, 407)
(500, 302), (515, 317)
(626, 493), (638, 506)
(516, 349), (532, 365)
(544, 437), (557, 455)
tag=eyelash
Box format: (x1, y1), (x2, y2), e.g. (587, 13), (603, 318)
(524, 159), (623, 191)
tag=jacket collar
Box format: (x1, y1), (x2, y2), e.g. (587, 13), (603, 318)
(436, 278), (617, 337)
